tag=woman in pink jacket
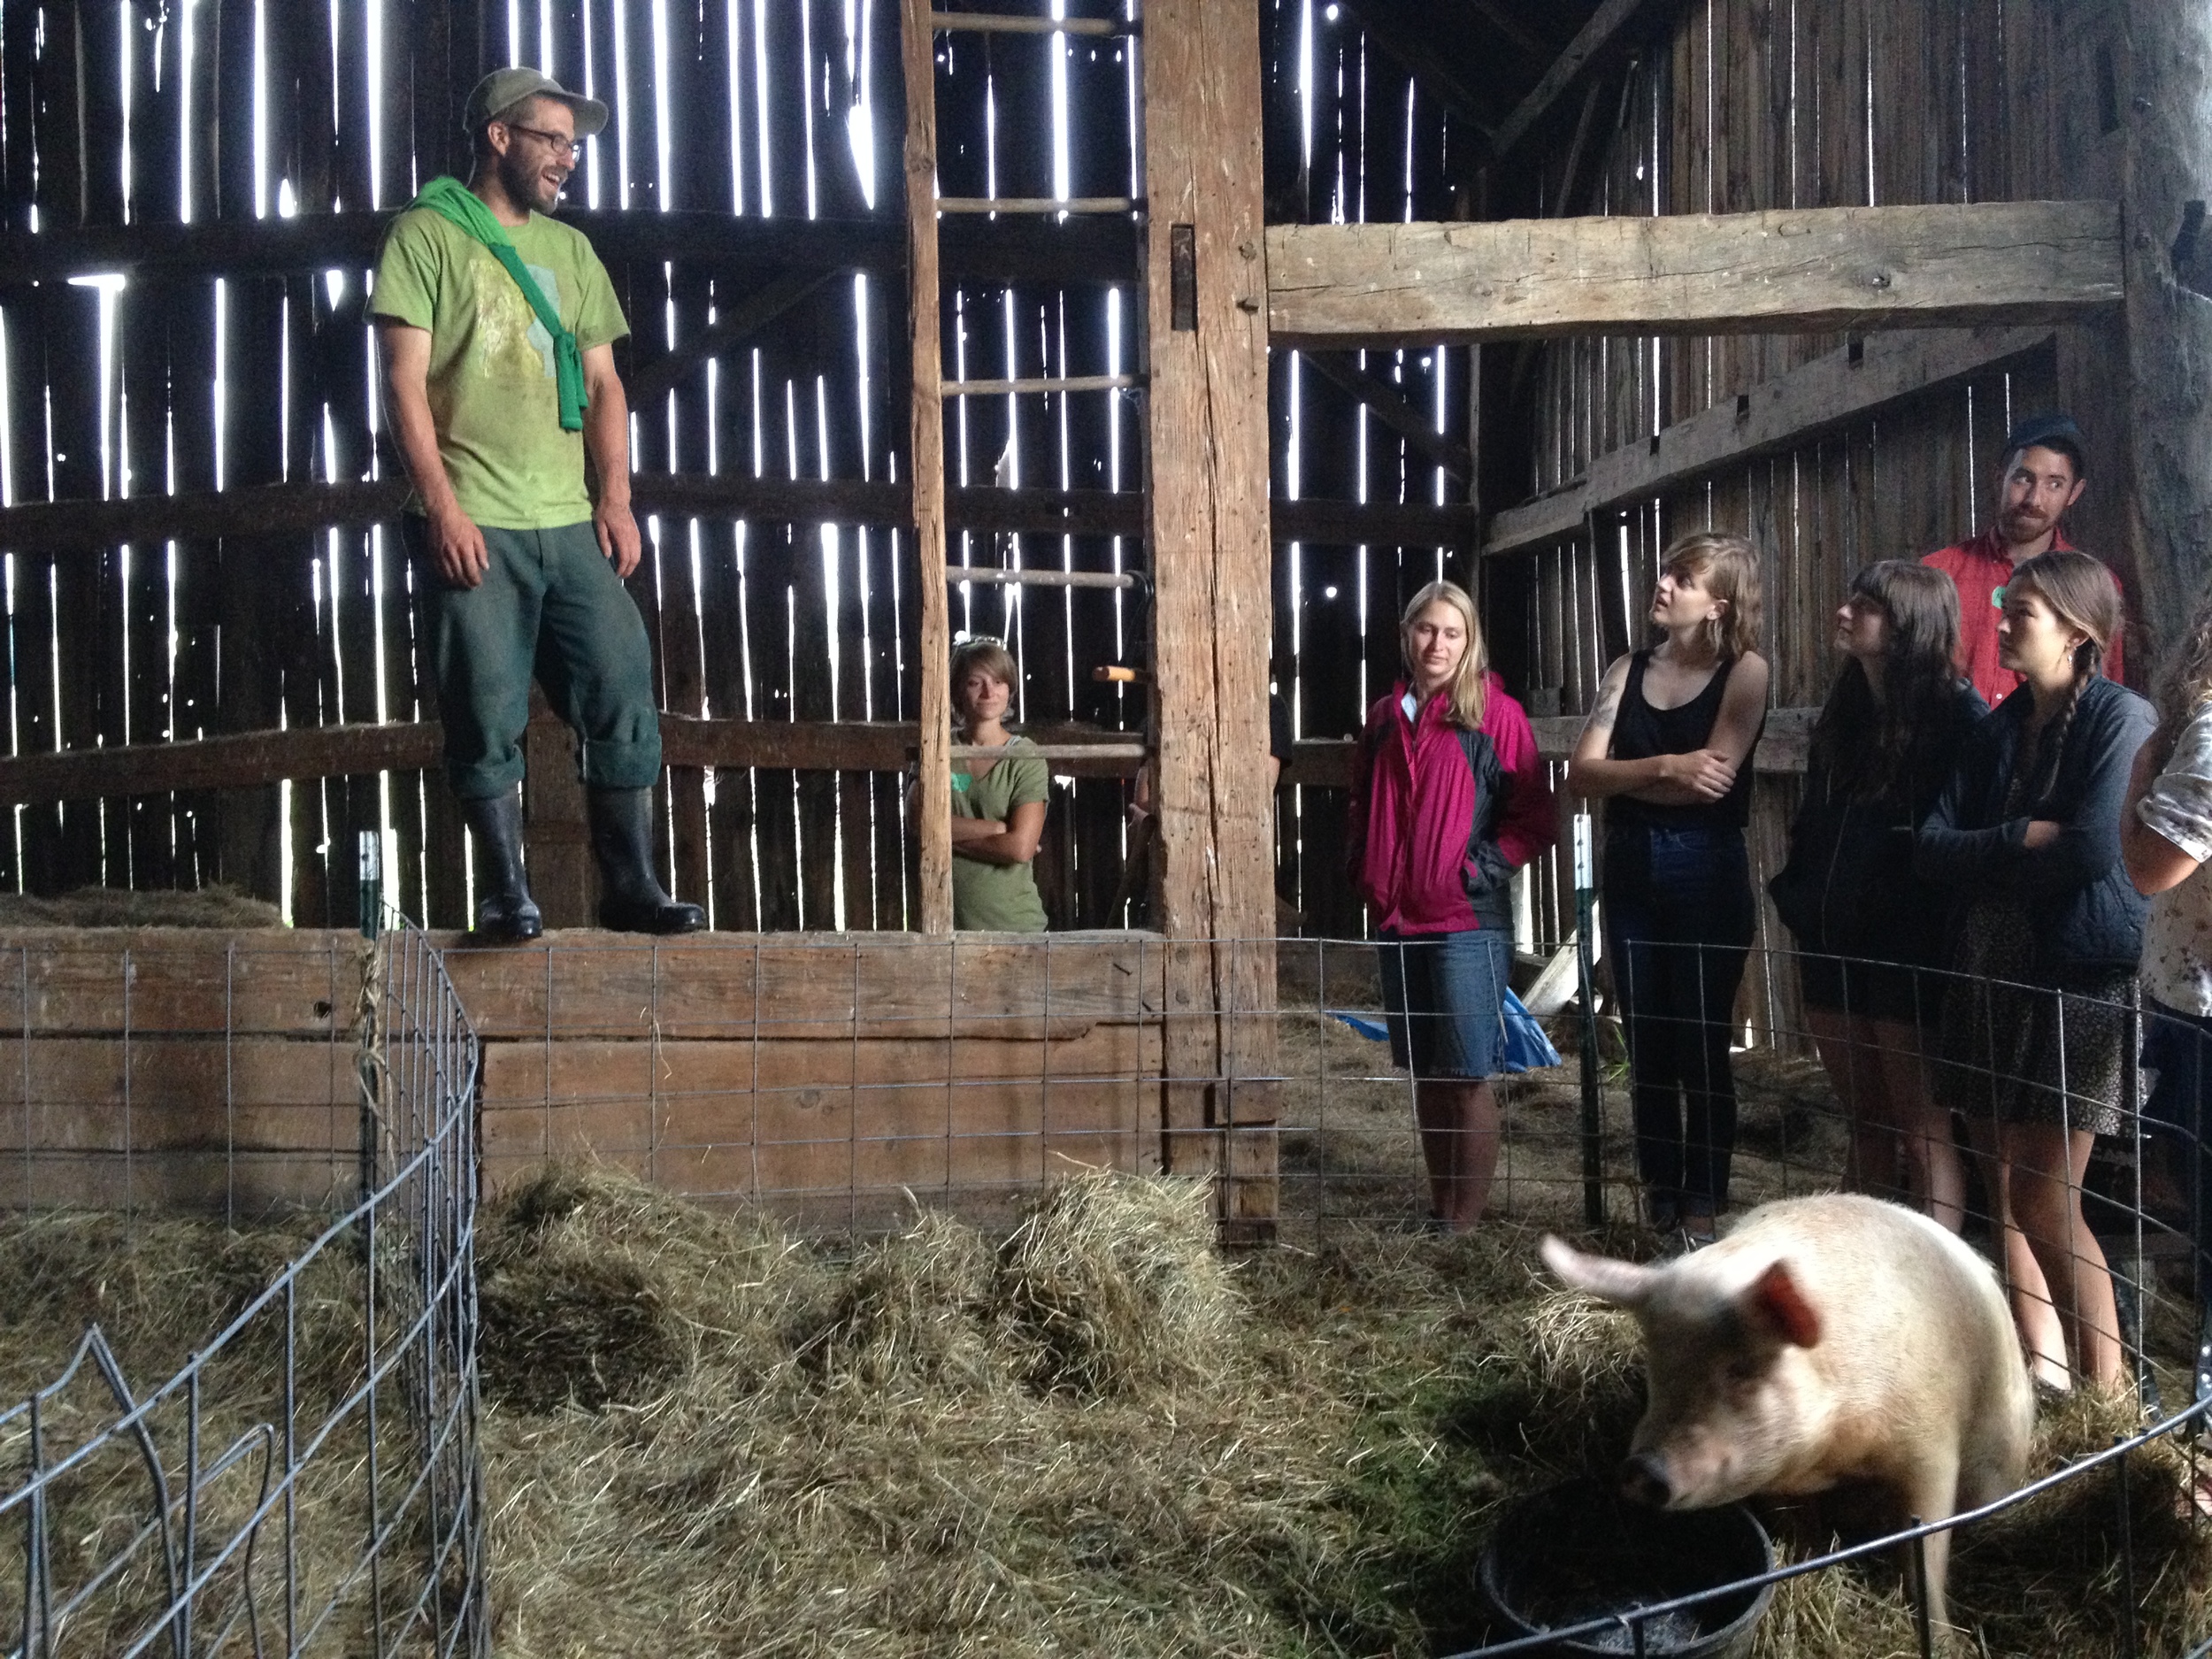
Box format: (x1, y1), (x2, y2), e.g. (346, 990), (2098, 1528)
(1348, 580), (1558, 1233)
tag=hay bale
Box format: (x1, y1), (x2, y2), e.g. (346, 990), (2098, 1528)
(996, 1171), (1240, 1396)
(1749, 1547), (1921, 1659)
(0, 884), (282, 929)
(808, 1210), (1006, 1390)
(1953, 1384), (2212, 1654)
(1524, 1286), (1641, 1421)
(478, 1164), (817, 1412)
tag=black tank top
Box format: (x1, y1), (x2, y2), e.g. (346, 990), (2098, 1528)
(1607, 650), (1761, 831)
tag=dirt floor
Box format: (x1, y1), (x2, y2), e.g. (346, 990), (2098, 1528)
(1271, 937), (1850, 1241)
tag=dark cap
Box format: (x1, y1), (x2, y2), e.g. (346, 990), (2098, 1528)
(463, 68), (609, 139)
(2002, 411), (2087, 475)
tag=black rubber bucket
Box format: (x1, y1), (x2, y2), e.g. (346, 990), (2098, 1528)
(1477, 1479), (1776, 1656)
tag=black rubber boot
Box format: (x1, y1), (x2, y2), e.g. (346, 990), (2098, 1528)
(588, 787), (704, 933)
(463, 788), (542, 942)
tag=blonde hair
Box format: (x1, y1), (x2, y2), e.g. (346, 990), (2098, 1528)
(1399, 580), (1489, 729)
(1659, 531), (1763, 662)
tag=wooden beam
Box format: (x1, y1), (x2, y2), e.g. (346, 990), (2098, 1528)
(0, 208), (1139, 286)
(1265, 200), (2124, 349)
(626, 270), (840, 407)
(902, 0), (955, 937)
(1276, 497), (1479, 546)
(1490, 0), (1663, 160)
(0, 722), (442, 803)
(1301, 352), (1472, 480)
(1338, 1), (1502, 137)
(1463, 0), (1556, 65)
(0, 718), (1151, 805)
(1525, 707), (1815, 772)
(2123, 0), (2212, 656)
(1281, 706), (1818, 788)
(1485, 326), (2055, 555)
(1143, 0), (1278, 1225)
(0, 477), (1478, 557)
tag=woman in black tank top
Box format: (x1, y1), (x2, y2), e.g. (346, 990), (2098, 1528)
(1569, 533), (1770, 1243)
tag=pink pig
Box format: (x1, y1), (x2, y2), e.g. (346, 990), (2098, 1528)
(1540, 1193), (2034, 1627)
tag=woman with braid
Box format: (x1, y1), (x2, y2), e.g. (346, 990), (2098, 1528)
(1917, 549), (2153, 1391)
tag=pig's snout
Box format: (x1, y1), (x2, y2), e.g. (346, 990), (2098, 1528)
(1619, 1454), (1673, 1509)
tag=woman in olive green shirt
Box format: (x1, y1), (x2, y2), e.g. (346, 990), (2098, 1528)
(922, 639), (1049, 932)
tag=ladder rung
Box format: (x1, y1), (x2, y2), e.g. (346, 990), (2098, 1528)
(947, 566), (1142, 590)
(949, 741), (1148, 763)
(942, 373), (1140, 398)
(931, 12), (1133, 37)
(936, 196), (1141, 215)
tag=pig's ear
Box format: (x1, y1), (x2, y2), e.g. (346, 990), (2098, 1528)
(1743, 1261), (1822, 1348)
(1540, 1235), (1656, 1308)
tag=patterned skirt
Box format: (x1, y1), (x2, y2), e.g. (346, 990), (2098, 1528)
(1933, 895), (2130, 1137)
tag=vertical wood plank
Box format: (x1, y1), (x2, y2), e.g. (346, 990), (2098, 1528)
(901, 0), (952, 935)
(1141, 0), (1275, 1230)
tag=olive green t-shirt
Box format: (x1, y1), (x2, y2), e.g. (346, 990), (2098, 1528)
(951, 737), (1050, 933)
(369, 205), (628, 530)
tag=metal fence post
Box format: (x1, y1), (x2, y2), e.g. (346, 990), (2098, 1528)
(1572, 811), (1605, 1227)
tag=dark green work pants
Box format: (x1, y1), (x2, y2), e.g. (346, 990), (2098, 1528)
(406, 516), (662, 799)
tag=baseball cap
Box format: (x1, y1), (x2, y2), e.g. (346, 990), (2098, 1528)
(463, 68), (609, 139)
(2002, 411), (2088, 475)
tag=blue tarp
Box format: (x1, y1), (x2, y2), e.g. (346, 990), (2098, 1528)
(1327, 991), (1563, 1072)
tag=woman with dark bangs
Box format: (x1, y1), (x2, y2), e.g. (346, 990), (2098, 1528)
(1570, 531), (1770, 1246)
(1918, 549), (2152, 1392)
(1770, 561), (1985, 1228)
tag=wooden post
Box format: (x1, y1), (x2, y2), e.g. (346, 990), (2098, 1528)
(523, 696), (595, 929)
(901, 0), (954, 935)
(2121, 0), (2212, 657)
(1141, 0), (1279, 1234)
(2049, 0), (2135, 642)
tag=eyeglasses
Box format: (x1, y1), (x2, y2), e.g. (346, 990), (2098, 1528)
(500, 120), (580, 161)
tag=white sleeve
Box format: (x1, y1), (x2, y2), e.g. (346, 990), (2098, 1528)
(2139, 706), (2212, 864)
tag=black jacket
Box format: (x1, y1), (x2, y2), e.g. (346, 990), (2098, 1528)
(1769, 680), (1985, 968)
(1914, 674), (2156, 976)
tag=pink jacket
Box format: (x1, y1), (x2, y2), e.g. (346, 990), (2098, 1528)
(1347, 674), (1556, 935)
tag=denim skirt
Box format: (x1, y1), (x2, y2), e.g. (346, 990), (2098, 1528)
(1378, 927), (1514, 1081)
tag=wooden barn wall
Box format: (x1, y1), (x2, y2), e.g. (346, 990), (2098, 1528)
(0, 926), (1162, 1226)
(1502, 0), (2116, 1035)
(0, 0), (1168, 933)
(1260, 0), (1482, 941)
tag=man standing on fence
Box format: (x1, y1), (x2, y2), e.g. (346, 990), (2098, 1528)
(1921, 411), (2129, 706)
(371, 67), (703, 940)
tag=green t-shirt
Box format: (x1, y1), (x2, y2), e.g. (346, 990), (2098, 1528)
(369, 205), (629, 530)
(951, 737), (1050, 933)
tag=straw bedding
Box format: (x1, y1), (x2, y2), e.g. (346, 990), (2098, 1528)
(0, 882), (283, 929)
(1, 1170), (2208, 1655)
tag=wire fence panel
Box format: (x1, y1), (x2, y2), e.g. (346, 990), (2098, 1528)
(0, 911), (485, 1658)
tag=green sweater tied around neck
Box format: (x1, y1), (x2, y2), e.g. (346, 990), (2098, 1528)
(406, 175), (588, 432)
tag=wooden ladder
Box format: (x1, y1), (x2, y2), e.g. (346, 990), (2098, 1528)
(899, 0), (1276, 1235)
(899, 3), (1150, 936)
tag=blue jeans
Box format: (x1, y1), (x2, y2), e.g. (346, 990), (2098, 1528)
(1379, 927), (1514, 1080)
(1603, 825), (1757, 1216)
